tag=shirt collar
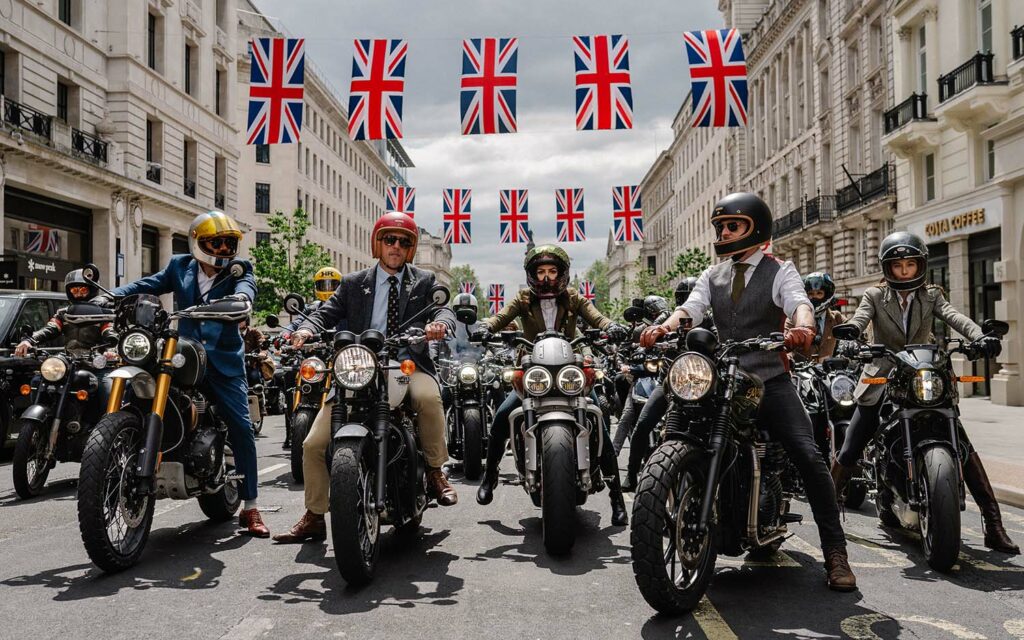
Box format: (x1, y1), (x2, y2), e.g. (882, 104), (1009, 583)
(375, 264), (405, 288)
(739, 248), (764, 268)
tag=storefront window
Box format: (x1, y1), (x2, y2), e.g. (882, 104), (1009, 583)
(927, 241), (949, 346)
(969, 229), (1001, 395)
(141, 226), (160, 277)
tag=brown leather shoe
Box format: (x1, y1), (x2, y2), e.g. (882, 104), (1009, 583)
(238, 508), (270, 538)
(427, 468), (458, 506)
(272, 510), (326, 543)
(824, 546), (858, 592)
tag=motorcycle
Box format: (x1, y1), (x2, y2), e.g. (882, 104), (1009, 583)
(439, 351), (491, 481)
(282, 285), (450, 585)
(832, 319), (1008, 572)
(631, 328), (800, 614)
(244, 352), (268, 436)
(76, 264), (251, 572)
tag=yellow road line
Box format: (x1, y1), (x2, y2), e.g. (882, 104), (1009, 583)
(693, 596), (739, 640)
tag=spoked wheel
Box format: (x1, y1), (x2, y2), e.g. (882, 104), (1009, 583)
(330, 437), (380, 586)
(77, 412), (155, 572)
(631, 441), (717, 614)
(918, 446), (961, 572)
(198, 446), (242, 521)
(13, 419), (52, 499)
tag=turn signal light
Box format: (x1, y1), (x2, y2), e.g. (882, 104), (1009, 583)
(958, 376), (986, 383)
(400, 359), (416, 375)
(19, 384), (30, 396)
(299, 363), (319, 381)
(861, 377), (888, 385)
(75, 390), (89, 401)
(511, 369), (525, 395)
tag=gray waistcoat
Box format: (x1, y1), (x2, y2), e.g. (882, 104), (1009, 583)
(708, 257), (788, 382)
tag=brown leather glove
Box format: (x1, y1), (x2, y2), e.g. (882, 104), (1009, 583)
(640, 324), (669, 348)
(784, 326), (816, 352)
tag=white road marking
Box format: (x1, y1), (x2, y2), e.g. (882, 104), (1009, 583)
(181, 567), (202, 581)
(845, 533), (914, 568)
(841, 613), (987, 640)
(784, 533), (898, 569)
(1005, 619), (1024, 638)
(257, 463), (288, 476)
(717, 550), (801, 568)
(966, 500), (1024, 526)
(955, 552), (1024, 573)
(693, 596), (739, 640)
(217, 617), (274, 640)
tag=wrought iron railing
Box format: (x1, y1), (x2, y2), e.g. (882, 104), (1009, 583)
(146, 165), (162, 184)
(836, 184), (861, 211)
(1013, 25), (1024, 61)
(773, 205), (804, 239)
(2, 96), (52, 139)
(837, 163), (894, 212)
(71, 128), (107, 164)
(884, 93), (931, 134)
(938, 52), (996, 103)
(183, 177), (196, 198)
(804, 194), (836, 225)
(215, 192), (225, 209)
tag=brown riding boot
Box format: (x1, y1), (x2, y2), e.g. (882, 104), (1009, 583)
(238, 508), (270, 538)
(963, 451), (1020, 554)
(427, 468), (459, 506)
(824, 546), (858, 592)
(272, 510), (326, 543)
(830, 460), (855, 505)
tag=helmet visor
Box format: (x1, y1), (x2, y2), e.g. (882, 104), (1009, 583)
(200, 236), (239, 255)
(314, 279), (340, 293)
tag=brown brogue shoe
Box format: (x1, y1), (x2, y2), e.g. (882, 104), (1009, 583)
(427, 468), (459, 506)
(239, 508), (270, 538)
(272, 510), (326, 543)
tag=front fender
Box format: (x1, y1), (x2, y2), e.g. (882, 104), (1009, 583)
(108, 366), (155, 399)
(332, 423), (371, 441)
(19, 404), (52, 425)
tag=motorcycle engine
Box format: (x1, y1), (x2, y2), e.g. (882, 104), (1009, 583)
(757, 442), (787, 530)
(186, 427), (224, 480)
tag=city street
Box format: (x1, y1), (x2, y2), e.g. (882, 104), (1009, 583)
(1, 416), (1023, 640)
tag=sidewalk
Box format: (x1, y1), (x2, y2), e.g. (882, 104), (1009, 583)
(959, 397), (1024, 509)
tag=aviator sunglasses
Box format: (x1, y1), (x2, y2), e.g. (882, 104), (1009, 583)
(382, 234), (414, 249)
(203, 237), (239, 252)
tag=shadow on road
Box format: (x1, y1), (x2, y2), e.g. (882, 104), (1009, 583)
(0, 478), (78, 505)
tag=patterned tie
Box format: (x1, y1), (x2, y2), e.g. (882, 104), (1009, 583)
(731, 262), (750, 303)
(387, 275), (400, 336)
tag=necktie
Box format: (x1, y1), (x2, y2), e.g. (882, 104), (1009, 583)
(731, 262), (750, 303)
(387, 275), (400, 336)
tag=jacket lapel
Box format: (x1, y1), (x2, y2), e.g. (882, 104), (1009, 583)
(907, 292), (924, 341)
(881, 287), (905, 337)
(184, 261), (200, 305)
(398, 266), (414, 322)
(360, 268), (377, 332)
(554, 293), (569, 333)
(528, 295), (544, 335)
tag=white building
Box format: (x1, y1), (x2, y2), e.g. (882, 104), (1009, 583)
(883, 0), (1024, 404)
(413, 226), (452, 288)
(0, 0), (241, 300)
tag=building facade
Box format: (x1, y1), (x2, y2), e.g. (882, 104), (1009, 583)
(413, 227), (452, 288)
(0, 0), (241, 303)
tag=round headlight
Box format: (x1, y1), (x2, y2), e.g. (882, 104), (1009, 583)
(595, 369), (605, 380)
(40, 356), (68, 382)
(912, 369), (945, 405)
(458, 365), (479, 385)
(120, 332), (152, 363)
(667, 353), (715, 401)
(92, 353), (109, 370)
(829, 374), (856, 406)
(333, 346), (377, 390)
(524, 366), (553, 396)
(501, 367), (514, 384)
(300, 357), (327, 383)
(556, 366), (586, 395)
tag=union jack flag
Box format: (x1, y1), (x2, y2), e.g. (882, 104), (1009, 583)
(246, 38), (306, 145)
(683, 29), (748, 127)
(612, 185), (644, 242)
(579, 281), (596, 303)
(459, 282), (476, 295)
(555, 188), (586, 242)
(25, 225), (61, 253)
(573, 35), (633, 131)
(386, 186), (415, 214)
(348, 39), (407, 141)
(488, 284), (505, 315)
(461, 38), (518, 135)
(442, 188), (472, 244)
(499, 189), (530, 244)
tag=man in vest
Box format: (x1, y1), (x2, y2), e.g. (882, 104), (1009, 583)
(640, 192), (856, 592)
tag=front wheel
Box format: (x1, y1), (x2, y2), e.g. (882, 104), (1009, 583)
(540, 423), (578, 556)
(462, 407), (484, 481)
(630, 441), (717, 615)
(77, 412), (155, 573)
(290, 409), (315, 483)
(197, 446), (242, 521)
(919, 446), (961, 572)
(330, 437), (380, 586)
(13, 419), (51, 499)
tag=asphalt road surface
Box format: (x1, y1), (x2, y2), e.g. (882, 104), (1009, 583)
(1, 416), (1023, 639)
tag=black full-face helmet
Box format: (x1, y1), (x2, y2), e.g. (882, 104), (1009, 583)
(453, 293), (479, 324)
(710, 192), (773, 258)
(674, 277), (699, 307)
(803, 272), (836, 313)
(64, 269), (98, 302)
(879, 231), (928, 291)
(642, 295), (669, 322)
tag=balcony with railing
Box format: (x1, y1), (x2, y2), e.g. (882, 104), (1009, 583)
(71, 128), (108, 165)
(883, 92), (940, 157)
(215, 192), (225, 209)
(773, 204), (804, 240)
(804, 194), (836, 226)
(181, 0), (206, 37)
(836, 163), (895, 213)
(935, 52), (1009, 128)
(1013, 25), (1024, 61)
(146, 164), (162, 184)
(183, 177), (196, 199)
(1, 96), (52, 141)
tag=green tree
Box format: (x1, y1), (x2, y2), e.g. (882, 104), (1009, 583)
(249, 208), (333, 323)
(604, 248), (713, 320)
(669, 247), (712, 279)
(450, 264), (486, 317)
(583, 259), (611, 315)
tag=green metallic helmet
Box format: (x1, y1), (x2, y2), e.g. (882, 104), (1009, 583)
(524, 245), (571, 299)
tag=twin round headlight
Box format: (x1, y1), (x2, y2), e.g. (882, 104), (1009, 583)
(334, 345), (377, 390)
(523, 365), (586, 396)
(667, 353), (715, 401)
(40, 356), (68, 382)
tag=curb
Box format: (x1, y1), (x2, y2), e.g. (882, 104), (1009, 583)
(993, 483), (1024, 510)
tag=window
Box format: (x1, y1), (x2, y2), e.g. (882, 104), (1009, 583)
(145, 119), (162, 183)
(847, 44), (859, 84)
(255, 144), (270, 164)
(214, 156), (226, 206)
(917, 26), (927, 94)
(0, 50), (5, 96)
(56, 82), (69, 122)
(849, 124), (862, 172)
(255, 231), (271, 246)
(255, 183), (271, 214)
(183, 139), (197, 198)
(147, 13), (162, 72)
(215, 68), (226, 116)
(985, 139), (996, 181)
(923, 153), (936, 202)
(184, 44), (196, 96)
(58, 0), (72, 26)
(869, 21), (883, 69)
(820, 68), (830, 110)
(978, 0), (993, 53)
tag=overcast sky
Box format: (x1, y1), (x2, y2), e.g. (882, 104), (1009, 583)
(255, 0), (724, 289)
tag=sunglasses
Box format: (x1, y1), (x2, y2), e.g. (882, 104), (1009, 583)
(203, 237), (239, 252)
(382, 234), (414, 249)
(713, 220), (744, 234)
(69, 286), (91, 298)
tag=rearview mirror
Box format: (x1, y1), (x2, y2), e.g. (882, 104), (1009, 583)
(623, 306), (643, 323)
(822, 356), (850, 372)
(430, 284), (451, 307)
(81, 263), (100, 283)
(228, 260), (246, 279)
(283, 294), (305, 315)
(832, 323), (861, 341)
(455, 306), (478, 325)
(631, 298), (644, 309)
(264, 315), (280, 329)
(982, 319), (1009, 338)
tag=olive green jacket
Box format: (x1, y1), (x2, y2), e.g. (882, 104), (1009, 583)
(483, 289), (611, 340)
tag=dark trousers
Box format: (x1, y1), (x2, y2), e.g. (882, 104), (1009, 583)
(629, 385), (669, 475)
(838, 401), (975, 467)
(612, 395), (637, 456)
(202, 372), (259, 501)
(760, 375), (845, 549)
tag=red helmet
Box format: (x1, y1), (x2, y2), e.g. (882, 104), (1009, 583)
(371, 211), (419, 262)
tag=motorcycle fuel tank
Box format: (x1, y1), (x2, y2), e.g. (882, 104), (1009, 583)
(531, 337), (575, 367)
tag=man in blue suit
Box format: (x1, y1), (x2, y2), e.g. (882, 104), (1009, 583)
(109, 211), (269, 537)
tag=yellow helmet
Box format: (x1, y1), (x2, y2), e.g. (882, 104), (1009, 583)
(313, 266), (341, 301)
(189, 211), (243, 269)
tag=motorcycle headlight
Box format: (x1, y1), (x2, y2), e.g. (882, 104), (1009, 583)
(912, 369), (945, 405)
(501, 367), (514, 384)
(595, 369), (605, 380)
(829, 374), (856, 406)
(556, 366), (586, 395)
(645, 359), (660, 373)
(458, 364), (479, 385)
(120, 331), (153, 364)
(524, 366), (553, 396)
(40, 356), (68, 382)
(334, 345), (377, 390)
(299, 357), (327, 383)
(667, 353), (715, 401)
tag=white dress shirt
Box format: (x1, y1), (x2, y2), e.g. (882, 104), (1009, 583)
(899, 290), (916, 334)
(197, 268), (215, 299)
(677, 249), (813, 326)
(540, 298), (558, 331)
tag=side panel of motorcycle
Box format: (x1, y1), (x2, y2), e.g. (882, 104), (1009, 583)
(387, 363), (410, 409)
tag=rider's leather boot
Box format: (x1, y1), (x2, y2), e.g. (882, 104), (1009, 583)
(824, 546), (858, 591)
(830, 460), (855, 504)
(963, 451), (1020, 554)
(476, 444), (503, 506)
(607, 475), (629, 526)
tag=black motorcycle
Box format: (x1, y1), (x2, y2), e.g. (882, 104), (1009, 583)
(832, 320), (1008, 572)
(631, 328), (799, 614)
(282, 285), (450, 585)
(439, 352), (490, 481)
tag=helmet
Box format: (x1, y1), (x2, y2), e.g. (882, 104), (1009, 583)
(452, 292), (478, 325)
(313, 266), (341, 302)
(642, 295), (669, 323)
(371, 211), (418, 262)
(710, 192), (773, 258)
(189, 211), (243, 270)
(64, 269), (97, 301)
(524, 244), (571, 299)
(879, 231), (928, 291)
(803, 272), (836, 312)
(674, 277), (699, 307)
